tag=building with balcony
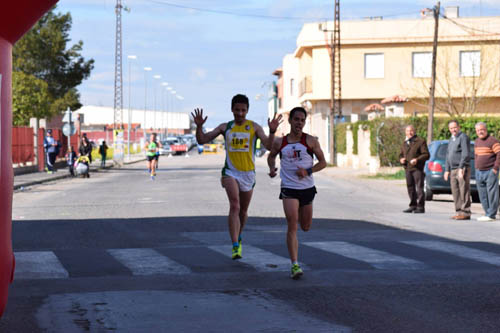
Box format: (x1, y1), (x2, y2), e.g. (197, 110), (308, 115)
(275, 7), (500, 161)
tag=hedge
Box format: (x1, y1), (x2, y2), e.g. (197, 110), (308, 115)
(336, 123), (347, 154)
(336, 116), (500, 166)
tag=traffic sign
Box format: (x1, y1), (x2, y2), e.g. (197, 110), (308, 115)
(62, 123), (76, 136)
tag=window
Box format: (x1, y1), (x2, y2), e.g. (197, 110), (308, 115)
(290, 78), (294, 96)
(460, 51), (480, 77)
(364, 53), (384, 79)
(412, 52), (432, 78)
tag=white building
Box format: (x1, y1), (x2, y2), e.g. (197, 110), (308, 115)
(77, 105), (190, 130)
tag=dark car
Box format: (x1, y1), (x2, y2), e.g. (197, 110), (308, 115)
(424, 140), (479, 202)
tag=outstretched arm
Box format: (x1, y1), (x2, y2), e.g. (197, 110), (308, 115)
(267, 137), (282, 178)
(255, 113), (283, 150)
(191, 108), (225, 144)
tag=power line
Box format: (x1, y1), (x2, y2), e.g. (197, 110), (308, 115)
(143, 0), (329, 21)
(142, 0), (422, 22)
(442, 15), (500, 36)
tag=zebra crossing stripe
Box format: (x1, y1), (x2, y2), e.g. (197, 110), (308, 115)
(208, 245), (294, 272)
(304, 241), (427, 270)
(402, 240), (500, 267)
(14, 251), (69, 279)
(107, 248), (191, 275)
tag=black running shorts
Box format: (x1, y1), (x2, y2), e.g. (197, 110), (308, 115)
(279, 186), (317, 207)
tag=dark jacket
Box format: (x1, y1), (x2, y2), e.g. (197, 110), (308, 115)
(445, 131), (471, 172)
(399, 135), (430, 171)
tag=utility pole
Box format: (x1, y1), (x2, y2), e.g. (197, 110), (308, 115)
(114, 0), (123, 129)
(322, 0), (341, 165)
(427, 1), (440, 144)
(113, 0), (124, 165)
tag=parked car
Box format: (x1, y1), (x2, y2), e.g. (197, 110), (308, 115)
(159, 141), (173, 156)
(424, 140), (479, 202)
(181, 134), (197, 150)
(165, 137), (188, 155)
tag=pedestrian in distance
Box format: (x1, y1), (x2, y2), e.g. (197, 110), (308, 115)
(81, 133), (92, 164)
(267, 107), (326, 279)
(399, 125), (430, 213)
(145, 133), (161, 180)
(443, 120), (472, 220)
(79, 137), (93, 168)
(66, 146), (77, 177)
(43, 129), (58, 173)
(191, 94), (282, 260)
(474, 122), (500, 222)
(99, 141), (108, 168)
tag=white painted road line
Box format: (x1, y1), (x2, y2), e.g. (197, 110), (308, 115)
(14, 251), (69, 279)
(208, 245), (296, 272)
(402, 240), (500, 267)
(107, 248), (191, 275)
(304, 241), (427, 270)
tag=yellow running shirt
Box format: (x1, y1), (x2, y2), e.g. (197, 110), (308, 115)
(223, 120), (257, 173)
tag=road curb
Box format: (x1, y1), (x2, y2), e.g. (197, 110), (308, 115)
(13, 156), (146, 190)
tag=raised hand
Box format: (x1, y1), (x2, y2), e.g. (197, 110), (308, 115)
(268, 113), (283, 134)
(269, 167), (278, 178)
(191, 108), (207, 127)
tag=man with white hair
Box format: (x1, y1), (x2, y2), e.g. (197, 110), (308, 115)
(399, 125), (429, 213)
(474, 122), (500, 221)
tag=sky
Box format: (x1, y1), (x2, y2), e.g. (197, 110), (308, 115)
(55, 0), (500, 128)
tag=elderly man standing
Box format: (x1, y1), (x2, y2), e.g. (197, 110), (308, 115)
(474, 122), (500, 222)
(444, 120), (471, 220)
(400, 125), (430, 213)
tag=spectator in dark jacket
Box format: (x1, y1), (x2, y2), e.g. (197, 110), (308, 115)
(79, 139), (92, 166)
(99, 141), (108, 168)
(443, 120), (471, 220)
(399, 125), (430, 213)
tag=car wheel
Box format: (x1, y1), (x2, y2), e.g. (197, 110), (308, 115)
(471, 192), (480, 203)
(424, 179), (433, 201)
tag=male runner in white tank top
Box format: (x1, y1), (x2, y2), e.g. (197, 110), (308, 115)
(267, 107), (326, 279)
(192, 94), (282, 260)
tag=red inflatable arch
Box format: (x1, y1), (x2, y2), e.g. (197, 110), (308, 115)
(0, 0), (58, 317)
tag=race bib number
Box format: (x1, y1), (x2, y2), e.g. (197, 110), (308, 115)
(229, 132), (250, 152)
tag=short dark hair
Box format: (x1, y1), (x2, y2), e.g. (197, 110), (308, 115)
(231, 94), (249, 109)
(289, 107), (307, 119)
(448, 119), (460, 126)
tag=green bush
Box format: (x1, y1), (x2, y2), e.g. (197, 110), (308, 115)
(336, 123), (347, 154)
(352, 123), (359, 155)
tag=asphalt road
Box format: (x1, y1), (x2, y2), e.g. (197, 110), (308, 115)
(3, 153), (500, 332)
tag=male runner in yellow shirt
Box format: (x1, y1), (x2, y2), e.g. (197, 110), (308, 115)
(192, 94), (282, 259)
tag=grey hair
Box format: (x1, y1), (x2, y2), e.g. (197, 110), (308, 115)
(475, 122), (487, 129)
(405, 125), (415, 131)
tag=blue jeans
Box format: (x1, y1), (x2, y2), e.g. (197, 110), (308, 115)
(475, 169), (499, 218)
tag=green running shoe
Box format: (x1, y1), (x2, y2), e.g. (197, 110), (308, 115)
(290, 264), (303, 280)
(232, 246), (242, 260)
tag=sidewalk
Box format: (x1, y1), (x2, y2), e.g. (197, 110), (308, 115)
(13, 154), (146, 190)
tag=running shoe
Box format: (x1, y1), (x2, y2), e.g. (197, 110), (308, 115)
(290, 264), (303, 280)
(232, 246), (242, 260)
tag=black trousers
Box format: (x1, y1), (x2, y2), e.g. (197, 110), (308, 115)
(406, 169), (425, 208)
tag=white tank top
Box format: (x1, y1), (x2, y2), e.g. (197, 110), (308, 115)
(279, 133), (315, 189)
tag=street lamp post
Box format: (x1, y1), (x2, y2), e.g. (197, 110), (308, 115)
(143, 67), (152, 140)
(153, 74), (161, 132)
(161, 82), (169, 137)
(127, 55), (137, 161)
